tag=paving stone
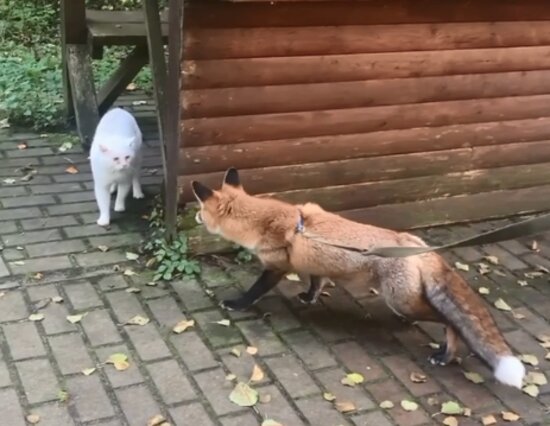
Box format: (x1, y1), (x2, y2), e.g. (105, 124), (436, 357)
(382, 354), (441, 396)
(147, 359), (197, 404)
(265, 353), (319, 398)
(193, 310), (242, 349)
(49, 333), (94, 375)
(81, 309), (122, 346)
(58, 191), (95, 203)
(220, 413), (259, 426)
(26, 239), (86, 257)
(0, 290), (28, 321)
(0, 207), (41, 221)
(256, 296), (302, 332)
(64, 223), (121, 238)
(30, 182), (82, 194)
(147, 296), (186, 329)
(0, 185), (27, 197)
(0, 219), (18, 233)
(9, 255), (72, 274)
(237, 319), (286, 356)
(352, 411), (394, 426)
(3, 322), (46, 360)
(125, 323), (172, 361)
(40, 303), (78, 335)
(170, 403), (216, 426)
(1, 247), (25, 261)
(317, 367), (376, 411)
(0, 359), (11, 387)
(67, 375), (115, 422)
(74, 251), (127, 268)
(88, 232), (143, 248)
(64, 280), (102, 310)
(105, 290), (145, 323)
(0, 388), (25, 426)
(333, 341), (387, 383)
(258, 387), (305, 425)
(0, 256), (9, 277)
(21, 215), (78, 230)
(31, 403), (75, 426)
(116, 385), (161, 426)
(96, 344), (144, 388)
(171, 331), (218, 371)
(97, 274), (128, 291)
(6, 147), (53, 158)
(282, 330), (338, 370)
(171, 277), (215, 311)
(47, 201), (97, 215)
(195, 368), (243, 416)
(2, 194), (55, 208)
(2, 229), (62, 247)
(53, 172), (93, 183)
(16, 358), (59, 404)
(295, 394), (344, 426)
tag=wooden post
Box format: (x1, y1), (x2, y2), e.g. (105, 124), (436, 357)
(164, 0), (184, 240)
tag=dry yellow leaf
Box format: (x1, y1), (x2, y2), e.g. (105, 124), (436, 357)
(494, 298), (512, 312)
(522, 384), (539, 398)
(106, 353), (130, 371)
(442, 417), (458, 426)
(285, 273), (300, 281)
(323, 392), (336, 402)
(512, 311), (526, 320)
(400, 400), (419, 411)
(81, 368), (96, 376)
(482, 415), (497, 426)
(463, 371), (484, 384)
(230, 347), (241, 358)
(66, 313), (86, 324)
(29, 313), (44, 322)
(26, 414), (40, 424)
(525, 371), (547, 386)
(123, 268), (137, 276)
(531, 240), (539, 251)
(546, 352), (550, 360)
(261, 420), (282, 426)
(484, 255), (499, 265)
(229, 382), (258, 407)
(98, 245), (109, 252)
(65, 165), (78, 174)
(517, 280), (529, 287)
(379, 400), (394, 409)
(454, 262), (469, 271)
(519, 354), (539, 366)
(33, 272), (44, 280)
(501, 411), (521, 422)
(335, 401), (356, 413)
(125, 315), (150, 326)
(259, 393), (272, 404)
(172, 320), (194, 334)
(478, 287), (490, 295)
(409, 372), (427, 383)
(341, 372), (364, 387)
(216, 319), (231, 327)
(536, 334), (550, 343)
(125, 287), (141, 293)
(246, 346), (258, 355)
(226, 374), (237, 381)
(51, 296), (63, 303)
(147, 414), (167, 426)
(250, 364), (264, 382)
(478, 263), (491, 275)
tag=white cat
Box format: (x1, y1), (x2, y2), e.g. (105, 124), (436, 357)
(90, 107), (144, 227)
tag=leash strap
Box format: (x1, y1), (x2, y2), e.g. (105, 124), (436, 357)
(296, 211), (550, 258)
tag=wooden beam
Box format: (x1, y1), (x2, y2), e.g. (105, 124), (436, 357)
(97, 45), (149, 115)
(163, 0), (184, 239)
(66, 44), (99, 150)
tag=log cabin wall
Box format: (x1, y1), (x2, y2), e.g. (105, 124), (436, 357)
(178, 0), (550, 229)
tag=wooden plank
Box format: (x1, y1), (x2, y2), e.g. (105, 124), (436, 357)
(177, 139), (550, 199)
(97, 45), (149, 115)
(184, 0), (550, 28)
(66, 44), (100, 149)
(184, 22), (550, 60)
(182, 94), (550, 146)
(183, 70), (550, 118)
(341, 185), (550, 230)
(179, 118), (550, 173)
(164, 0), (184, 239)
(183, 46), (550, 89)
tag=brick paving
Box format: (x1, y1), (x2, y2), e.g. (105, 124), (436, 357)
(1, 104), (550, 425)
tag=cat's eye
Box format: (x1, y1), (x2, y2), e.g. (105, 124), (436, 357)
(113, 157), (119, 161)
(125, 156), (130, 160)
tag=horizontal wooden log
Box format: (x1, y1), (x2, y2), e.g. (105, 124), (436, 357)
(178, 140), (550, 201)
(183, 70), (550, 118)
(341, 185), (550, 230)
(266, 162), (550, 212)
(184, 22), (550, 60)
(181, 94), (550, 146)
(185, 1), (550, 28)
(183, 46), (550, 89)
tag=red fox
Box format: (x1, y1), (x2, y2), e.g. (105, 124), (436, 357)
(191, 168), (525, 389)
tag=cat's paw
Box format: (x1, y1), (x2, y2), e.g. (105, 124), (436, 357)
(114, 204), (125, 212)
(97, 217), (110, 227)
(133, 190), (144, 199)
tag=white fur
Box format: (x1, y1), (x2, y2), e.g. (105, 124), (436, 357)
(494, 355), (525, 389)
(90, 108), (143, 226)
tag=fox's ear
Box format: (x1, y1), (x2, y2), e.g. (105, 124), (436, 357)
(223, 167), (241, 188)
(191, 181), (214, 203)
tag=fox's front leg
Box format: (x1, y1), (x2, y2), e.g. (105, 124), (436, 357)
(429, 326), (459, 366)
(221, 269), (285, 311)
(298, 275), (324, 304)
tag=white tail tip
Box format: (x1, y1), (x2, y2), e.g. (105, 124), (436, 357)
(494, 356), (525, 389)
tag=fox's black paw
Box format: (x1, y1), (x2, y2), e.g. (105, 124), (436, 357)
(220, 298), (252, 312)
(298, 292), (318, 305)
(428, 344), (451, 366)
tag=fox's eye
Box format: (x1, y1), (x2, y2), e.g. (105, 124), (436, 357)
(113, 157), (119, 161)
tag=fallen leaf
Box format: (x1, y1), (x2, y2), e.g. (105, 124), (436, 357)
(493, 269), (507, 277)
(106, 353), (130, 371)
(81, 368), (96, 376)
(98, 245), (109, 252)
(323, 392), (336, 402)
(26, 414), (40, 424)
(501, 411), (521, 422)
(537, 265), (550, 273)
(123, 268), (137, 276)
(250, 364), (264, 382)
(454, 262), (469, 271)
(226, 374), (237, 381)
(478, 287), (490, 295)
(531, 240), (539, 251)
(519, 354), (539, 366)
(512, 311), (526, 320)
(58, 141), (73, 152)
(341, 372), (364, 387)
(173, 319), (195, 334)
(482, 415), (497, 426)
(259, 393), (272, 404)
(126, 252), (139, 261)
(478, 263), (491, 275)
(442, 417), (458, 426)
(463, 371), (484, 384)
(494, 298), (512, 311)
(146, 281), (157, 286)
(369, 288), (379, 296)
(285, 273), (300, 281)
(147, 415), (167, 426)
(441, 401), (464, 415)
(525, 371), (547, 385)
(17, 142), (27, 150)
(65, 165), (78, 174)
(464, 407), (472, 417)
(52, 296), (64, 303)
(132, 100), (147, 106)
(335, 401), (356, 413)
(231, 347), (241, 358)
(409, 372), (427, 383)
(215, 319), (231, 327)
(261, 420), (283, 426)
(379, 400), (394, 409)
(536, 334), (550, 343)
(546, 352), (550, 360)
(58, 390), (69, 402)
(0, 292), (5, 299)
(517, 280), (529, 287)
(428, 342), (440, 349)
(524, 271), (544, 279)
(125, 287), (141, 293)
(522, 384), (539, 398)
(33, 272), (44, 280)
(125, 315), (150, 326)
(66, 313), (86, 324)
(246, 346), (258, 355)
(427, 397), (439, 406)
(126, 82), (137, 91)
(28, 313), (45, 321)
(229, 382), (258, 407)
(3, 178), (16, 185)
(400, 400), (419, 411)
(484, 255), (499, 265)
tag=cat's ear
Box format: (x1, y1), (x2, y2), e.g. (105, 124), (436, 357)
(191, 181), (214, 203)
(222, 167), (241, 188)
(99, 144), (109, 153)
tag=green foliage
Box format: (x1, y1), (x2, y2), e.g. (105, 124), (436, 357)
(235, 246), (254, 264)
(143, 197), (201, 282)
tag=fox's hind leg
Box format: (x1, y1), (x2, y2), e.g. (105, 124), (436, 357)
(221, 269), (285, 311)
(429, 326), (458, 366)
(298, 276), (330, 304)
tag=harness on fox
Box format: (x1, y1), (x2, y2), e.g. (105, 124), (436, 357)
(295, 210), (550, 258)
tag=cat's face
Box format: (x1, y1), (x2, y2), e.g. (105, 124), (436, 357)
(99, 141), (135, 171)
